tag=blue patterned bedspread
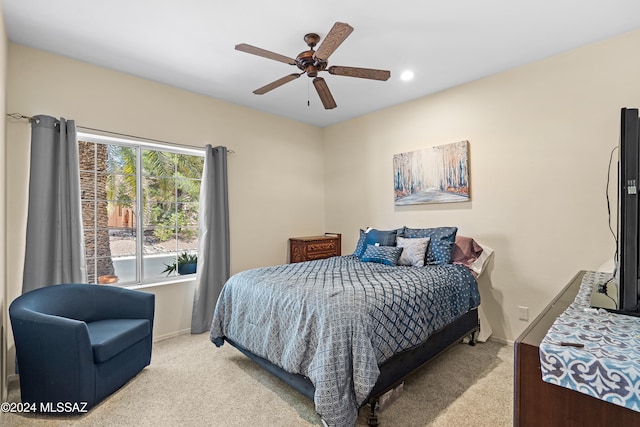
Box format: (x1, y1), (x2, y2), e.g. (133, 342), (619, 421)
(540, 271), (640, 412)
(210, 255), (479, 427)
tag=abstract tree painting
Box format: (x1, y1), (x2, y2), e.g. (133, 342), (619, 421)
(394, 140), (470, 205)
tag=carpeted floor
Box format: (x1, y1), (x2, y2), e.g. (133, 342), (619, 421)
(4, 333), (513, 426)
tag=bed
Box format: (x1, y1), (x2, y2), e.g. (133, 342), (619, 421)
(210, 228), (484, 427)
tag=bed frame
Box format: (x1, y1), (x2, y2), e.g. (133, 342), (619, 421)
(226, 308), (479, 426)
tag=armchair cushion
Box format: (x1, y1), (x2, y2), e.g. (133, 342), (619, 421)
(87, 319), (151, 363)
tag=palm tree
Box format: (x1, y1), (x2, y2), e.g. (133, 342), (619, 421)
(139, 150), (203, 242)
(78, 141), (115, 283)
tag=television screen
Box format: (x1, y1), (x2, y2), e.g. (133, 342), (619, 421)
(591, 108), (640, 316)
(618, 107), (640, 313)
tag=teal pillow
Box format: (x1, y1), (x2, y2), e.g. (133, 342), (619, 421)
(354, 228), (402, 258)
(352, 229), (367, 257)
(361, 245), (403, 266)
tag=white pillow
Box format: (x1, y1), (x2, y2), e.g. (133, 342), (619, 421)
(396, 236), (430, 267)
(470, 243), (494, 277)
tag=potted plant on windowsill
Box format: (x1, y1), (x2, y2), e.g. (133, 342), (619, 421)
(162, 252), (198, 276)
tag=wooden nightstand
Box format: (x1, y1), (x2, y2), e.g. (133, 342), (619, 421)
(289, 233), (342, 263)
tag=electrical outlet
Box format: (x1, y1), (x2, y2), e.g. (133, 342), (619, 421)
(518, 306), (529, 321)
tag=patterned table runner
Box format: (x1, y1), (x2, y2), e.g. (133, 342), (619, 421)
(539, 271), (640, 412)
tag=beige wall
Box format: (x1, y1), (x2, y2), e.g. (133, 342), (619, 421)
(4, 25), (640, 377)
(324, 29), (640, 342)
(0, 2), (7, 401)
(4, 43), (325, 371)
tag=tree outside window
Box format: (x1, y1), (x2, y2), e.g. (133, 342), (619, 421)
(78, 137), (204, 285)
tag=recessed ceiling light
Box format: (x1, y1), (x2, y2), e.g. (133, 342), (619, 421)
(400, 70), (414, 81)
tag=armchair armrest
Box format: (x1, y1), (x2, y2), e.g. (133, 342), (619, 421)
(10, 310), (95, 404)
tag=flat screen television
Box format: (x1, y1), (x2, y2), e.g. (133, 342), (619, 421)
(591, 107), (640, 315)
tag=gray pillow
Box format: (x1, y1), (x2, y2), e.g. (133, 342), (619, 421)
(397, 236), (430, 267)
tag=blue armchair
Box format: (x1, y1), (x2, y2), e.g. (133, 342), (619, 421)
(9, 283), (155, 412)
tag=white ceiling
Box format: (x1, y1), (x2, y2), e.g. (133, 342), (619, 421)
(4, 1), (640, 127)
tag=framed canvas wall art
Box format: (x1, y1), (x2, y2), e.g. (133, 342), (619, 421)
(394, 140), (470, 205)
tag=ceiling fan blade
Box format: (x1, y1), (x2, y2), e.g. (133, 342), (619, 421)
(328, 66), (391, 81)
(313, 77), (337, 109)
(253, 73), (301, 95)
(235, 43), (296, 65)
(314, 22), (354, 61)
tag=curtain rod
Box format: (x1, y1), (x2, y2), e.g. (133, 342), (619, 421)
(7, 112), (33, 121)
(6, 112), (234, 154)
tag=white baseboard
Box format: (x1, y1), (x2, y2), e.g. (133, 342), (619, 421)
(153, 329), (191, 342)
(488, 336), (514, 346)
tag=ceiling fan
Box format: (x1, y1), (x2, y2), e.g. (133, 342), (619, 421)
(235, 22), (391, 109)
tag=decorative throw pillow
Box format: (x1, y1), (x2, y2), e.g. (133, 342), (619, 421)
(361, 245), (403, 266)
(352, 229), (367, 257)
(400, 227), (458, 265)
(364, 228), (398, 246)
(353, 228), (400, 258)
(396, 236), (431, 267)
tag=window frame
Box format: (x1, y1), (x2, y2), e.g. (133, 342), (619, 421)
(78, 131), (205, 288)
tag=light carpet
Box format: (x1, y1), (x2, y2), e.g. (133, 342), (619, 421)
(4, 333), (513, 426)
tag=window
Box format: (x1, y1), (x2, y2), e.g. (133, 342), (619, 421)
(78, 133), (204, 286)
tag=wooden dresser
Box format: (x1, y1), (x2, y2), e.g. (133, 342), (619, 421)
(514, 271), (640, 426)
(289, 233), (341, 263)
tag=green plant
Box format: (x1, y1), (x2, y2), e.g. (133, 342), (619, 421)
(162, 252), (198, 276)
(152, 211), (198, 242)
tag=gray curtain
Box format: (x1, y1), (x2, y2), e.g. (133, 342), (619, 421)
(22, 115), (87, 293)
(191, 145), (230, 333)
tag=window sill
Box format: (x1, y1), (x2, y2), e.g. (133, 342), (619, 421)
(125, 275), (196, 291)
